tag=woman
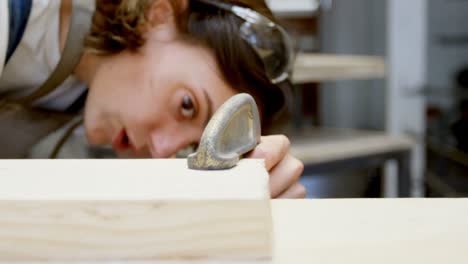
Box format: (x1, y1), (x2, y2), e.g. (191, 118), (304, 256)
(0, 0), (306, 198)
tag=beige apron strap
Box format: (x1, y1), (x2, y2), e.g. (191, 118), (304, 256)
(0, 100), (75, 158)
(17, 1), (93, 105)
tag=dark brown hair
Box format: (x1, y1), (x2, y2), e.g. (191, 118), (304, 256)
(85, 0), (184, 53)
(85, 0), (287, 130)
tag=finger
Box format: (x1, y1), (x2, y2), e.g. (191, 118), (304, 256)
(247, 135), (290, 171)
(278, 183), (307, 199)
(269, 154), (304, 198)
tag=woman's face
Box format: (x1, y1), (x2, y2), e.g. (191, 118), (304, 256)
(84, 40), (236, 158)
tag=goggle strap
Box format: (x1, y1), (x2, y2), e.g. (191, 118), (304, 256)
(195, 0), (233, 12)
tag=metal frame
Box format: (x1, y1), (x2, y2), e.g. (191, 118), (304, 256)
(303, 149), (412, 197)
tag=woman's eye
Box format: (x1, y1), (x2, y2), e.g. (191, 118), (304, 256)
(181, 95), (196, 118)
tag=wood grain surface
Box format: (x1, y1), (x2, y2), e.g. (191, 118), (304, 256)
(3, 199), (467, 264)
(0, 159), (272, 261)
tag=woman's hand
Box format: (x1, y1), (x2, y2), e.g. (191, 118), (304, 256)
(247, 135), (306, 199)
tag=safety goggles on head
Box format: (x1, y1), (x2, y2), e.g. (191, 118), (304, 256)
(195, 0), (295, 84)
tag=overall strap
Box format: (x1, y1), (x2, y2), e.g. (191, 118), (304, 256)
(17, 1), (93, 106)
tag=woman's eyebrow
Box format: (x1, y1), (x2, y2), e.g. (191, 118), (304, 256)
(203, 90), (214, 127)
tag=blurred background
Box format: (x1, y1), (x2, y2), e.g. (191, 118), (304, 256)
(32, 0), (468, 199)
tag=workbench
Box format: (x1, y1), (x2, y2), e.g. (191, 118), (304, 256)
(272, 199), (468, 264)
(0, 160), (466, 263)
(9, 199), (468, 264)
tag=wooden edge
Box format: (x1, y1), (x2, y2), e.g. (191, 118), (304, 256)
(0, 159), (273, 260)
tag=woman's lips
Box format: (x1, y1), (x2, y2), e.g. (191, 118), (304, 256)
(112, 129), (132, 151)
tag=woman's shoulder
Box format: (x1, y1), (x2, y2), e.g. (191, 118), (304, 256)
(0, 0), (9, 76)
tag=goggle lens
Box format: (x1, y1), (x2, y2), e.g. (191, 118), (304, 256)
(240, 22), (294, 84)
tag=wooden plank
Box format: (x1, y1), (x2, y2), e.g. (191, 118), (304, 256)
(271, 199), (468, 264)
(292, 53), (387, 83)
(8, 199), (468, 264)
(0, 159), (272, 261)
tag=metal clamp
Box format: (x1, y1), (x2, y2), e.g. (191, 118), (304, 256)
(188, 93), (261, 170)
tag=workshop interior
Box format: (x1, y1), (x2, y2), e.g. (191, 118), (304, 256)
(2, 0), (468, 199)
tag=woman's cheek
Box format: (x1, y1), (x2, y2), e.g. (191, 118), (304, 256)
(84, 99), (111, 146)
(84, 120), (107, 145)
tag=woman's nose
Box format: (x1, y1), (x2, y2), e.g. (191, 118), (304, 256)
(148, 128), (198, 158)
